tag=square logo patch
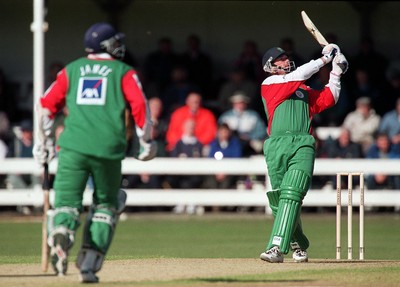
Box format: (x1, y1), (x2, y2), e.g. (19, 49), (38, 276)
(77, 77), (107, 105)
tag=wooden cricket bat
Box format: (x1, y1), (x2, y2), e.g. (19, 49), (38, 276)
(41, 163), (50, 272)
(301, 10), (329, 47)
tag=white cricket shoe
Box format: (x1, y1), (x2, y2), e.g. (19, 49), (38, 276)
(260, 246), (284, 263)
(292, 248), (308, 263)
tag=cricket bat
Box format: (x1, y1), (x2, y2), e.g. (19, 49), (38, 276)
(41, 163), (50, 272)
(301, 10), (329, 47)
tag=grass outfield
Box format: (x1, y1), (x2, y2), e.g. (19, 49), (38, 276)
(0, 212), (399, 286)
(1, 212), (400, 262)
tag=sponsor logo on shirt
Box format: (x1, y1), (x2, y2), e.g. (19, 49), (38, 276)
(77, 77), (107, 105)
(295, 91), (304, 99)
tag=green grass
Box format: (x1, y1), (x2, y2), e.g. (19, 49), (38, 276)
(1, 213), (400, 264)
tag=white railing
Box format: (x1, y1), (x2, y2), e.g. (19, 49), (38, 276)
(1, 157), (400, 209)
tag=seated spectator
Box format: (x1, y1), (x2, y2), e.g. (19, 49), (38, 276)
(326, 128), (364, 159)
(348, 67), (382, 115)
(365, 132), (400, 190)
(324, 128), (364, 189)
(167, 119), (204, 214)
(6, 119), (39, 214)
(148, 96), (169, 156)
(203, 123), (243, 189)
(217, 67), (259, 114)
(218, 92), (267, 156)
(166, 91), (217, 152)
(342, 97), (380, 154)
(122, 98), (167, 190)
(6, 119), (40, 188)
(378, 98), (400, 145)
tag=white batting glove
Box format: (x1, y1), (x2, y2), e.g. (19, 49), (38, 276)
(136, 138), (157, 161)
(332, 53), (349, 76)
(33, 138), (56, 165)
(322, 44), (340, 64)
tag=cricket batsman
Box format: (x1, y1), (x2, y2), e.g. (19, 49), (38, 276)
(33, 22), (157, 282)
(259, 44), (348, 262)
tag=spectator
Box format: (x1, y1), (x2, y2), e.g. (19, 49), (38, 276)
(203, 123), (243, 189)
(365, 132), (400, 190)
(326, 128), (364, 159)
(162, 65), (199, 116)
(168, 119), (204, 214)
(6, 119), (40, 188)
(148, 96), (169, 156)
(7, 119), (40, 214)
(234, 40), (264, 83)
(378, 98), (400, 145)
(348, 67), (381, 115)
(122, 97), (167, 190)
(179, 34), (214, 100)
(143, 37), (179, 96)
(217, 67), (259, 114)
(166, 91), (217, 152)
(324, 128), (364, 189)
(342, 97), (380, 153)
(218, 92), (267, 156)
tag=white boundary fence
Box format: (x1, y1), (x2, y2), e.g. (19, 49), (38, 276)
(1, 157), (400, 210)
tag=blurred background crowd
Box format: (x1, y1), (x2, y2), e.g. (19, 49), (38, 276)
(2, 33), (400, 193)
(1, 1), (400, 215)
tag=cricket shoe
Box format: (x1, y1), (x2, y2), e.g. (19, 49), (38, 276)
(292, 248), (308, 263)
(80, 270), (99, 283)
(260, 246), (284, 263)
(50, 233), (69, 275)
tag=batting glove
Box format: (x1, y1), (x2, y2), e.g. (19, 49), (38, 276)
(332, 53), (349, 76)
(322, 43), (340, 64)
(33, 138), (56, 165)
(136, 138), (157, 161)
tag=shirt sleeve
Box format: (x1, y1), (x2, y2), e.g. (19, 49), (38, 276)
(40, 68), (68, 117)
(308, 85), (336, 115)
(122, 70), (148, 130)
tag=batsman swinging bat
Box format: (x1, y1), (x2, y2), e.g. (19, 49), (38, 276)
(301, 10), (329, 47)
(41, 163), (50, 272)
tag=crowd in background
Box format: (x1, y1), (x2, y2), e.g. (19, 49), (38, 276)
(1, 33), (400, 201)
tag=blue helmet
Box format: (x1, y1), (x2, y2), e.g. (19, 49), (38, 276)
(84, 22), (126, 59)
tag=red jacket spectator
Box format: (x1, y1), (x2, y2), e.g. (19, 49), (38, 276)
(166, 92), (217, 151)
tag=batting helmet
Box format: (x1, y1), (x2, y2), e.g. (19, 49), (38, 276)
(262, 47), (294, 73)
(84, 22), (126, 59)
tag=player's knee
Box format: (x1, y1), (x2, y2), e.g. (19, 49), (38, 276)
(280, 169), (311, 202)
